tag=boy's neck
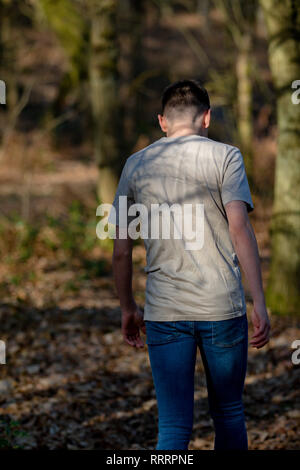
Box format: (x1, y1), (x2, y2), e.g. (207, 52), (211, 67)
(166, 127), (208, 138)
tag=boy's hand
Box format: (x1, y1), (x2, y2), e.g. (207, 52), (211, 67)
(122, 304), (146, 348)
(250, 302), (271, 349)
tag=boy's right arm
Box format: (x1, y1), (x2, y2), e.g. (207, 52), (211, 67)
(225, 200), (271, 349)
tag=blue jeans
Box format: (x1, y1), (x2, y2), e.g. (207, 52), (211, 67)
(145, 314), (248, 450)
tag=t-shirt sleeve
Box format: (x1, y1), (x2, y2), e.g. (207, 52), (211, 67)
(108, 160), (136, 227)
(221, 148), (254, 213)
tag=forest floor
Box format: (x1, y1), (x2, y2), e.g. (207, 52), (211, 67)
(0, 158), (299, 450)
(0, 285), (299, 450)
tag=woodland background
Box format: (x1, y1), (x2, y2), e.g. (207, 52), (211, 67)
(0, 0), (299, 449)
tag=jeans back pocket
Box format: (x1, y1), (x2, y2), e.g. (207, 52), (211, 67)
(212, 314), (248, 348)
(145, 321), (180, 345)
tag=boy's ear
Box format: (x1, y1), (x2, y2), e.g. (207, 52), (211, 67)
(158, 114), (168, 132)
(202, 109), (211, 129)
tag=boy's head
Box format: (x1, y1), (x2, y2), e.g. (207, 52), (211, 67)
(158, 79), (211, 137)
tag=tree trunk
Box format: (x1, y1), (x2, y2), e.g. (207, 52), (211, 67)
(212, 1), (256, 180)
(0, 1), (18, 124)
(88, 0), (121, 204)
(119, 0), (144, 155)
(236, 33), (253, 180)
(260, 0), (300, 315)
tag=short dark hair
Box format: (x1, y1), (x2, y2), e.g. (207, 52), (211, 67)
(161, 79), (210, 119)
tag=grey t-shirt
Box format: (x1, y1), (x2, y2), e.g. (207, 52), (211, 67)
(108, 134), (254, 321)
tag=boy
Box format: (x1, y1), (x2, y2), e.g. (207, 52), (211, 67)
(108, 79), (270, 450)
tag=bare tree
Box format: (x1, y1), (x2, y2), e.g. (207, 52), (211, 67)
(213, 0), (258, 179)
(88, 0), (121, 204)
(260, 0), (300, 315)
(37, 0), (123, 204)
